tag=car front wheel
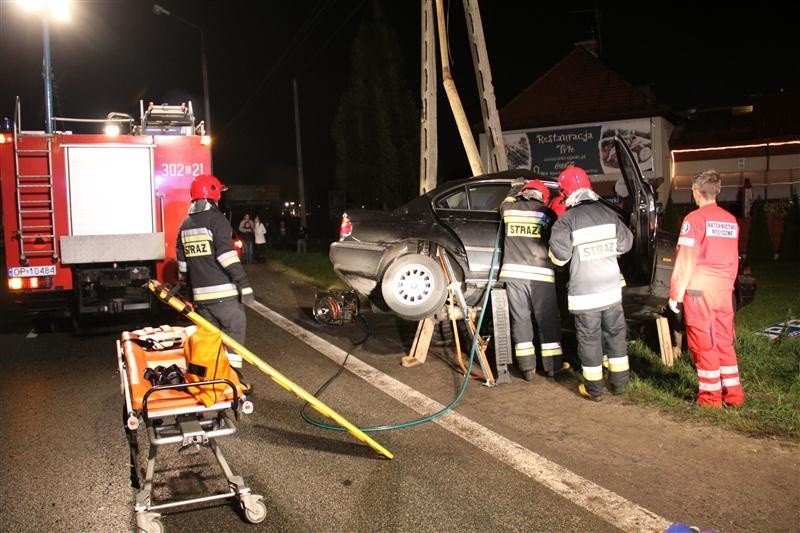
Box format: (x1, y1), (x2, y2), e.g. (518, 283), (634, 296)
(381, 254), (448, 321)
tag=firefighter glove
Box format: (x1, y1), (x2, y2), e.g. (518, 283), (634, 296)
(240, 287), (255, 305)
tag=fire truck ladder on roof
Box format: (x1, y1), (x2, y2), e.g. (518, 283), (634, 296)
(13, 98), (58, 264)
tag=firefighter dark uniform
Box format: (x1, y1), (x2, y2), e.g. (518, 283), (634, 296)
(549, 166), (633, 401)
(499, 180), (563, 380)
(670, 171), (743, 408)
(176, 175), (254, 366)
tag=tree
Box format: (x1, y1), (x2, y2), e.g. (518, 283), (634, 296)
(332, 0), (419, 210)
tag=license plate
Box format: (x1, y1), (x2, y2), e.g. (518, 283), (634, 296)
(8, 265), (57, 277)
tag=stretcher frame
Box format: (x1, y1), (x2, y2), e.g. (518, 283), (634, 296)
(117, 326), (266, 533)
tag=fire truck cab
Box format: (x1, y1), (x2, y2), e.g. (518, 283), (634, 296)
(0, 98), (212, 320)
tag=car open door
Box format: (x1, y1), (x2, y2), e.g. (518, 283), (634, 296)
(614, 134), (659, 287)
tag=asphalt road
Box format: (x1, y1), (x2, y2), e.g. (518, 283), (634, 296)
(0, 264), (797, 532)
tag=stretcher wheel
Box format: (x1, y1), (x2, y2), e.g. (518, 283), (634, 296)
(243, 497), (267, 524)
(137, 515), (164, 533)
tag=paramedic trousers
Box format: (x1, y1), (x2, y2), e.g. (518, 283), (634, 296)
(574, 302), (629, 397)
(506, 279), (563, 375)
(683, 288), (744, 407)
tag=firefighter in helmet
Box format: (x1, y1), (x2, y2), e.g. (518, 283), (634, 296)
(177, 174), (254, 388)
(499, 178), (564, 381)
(548, 166), (633, 401)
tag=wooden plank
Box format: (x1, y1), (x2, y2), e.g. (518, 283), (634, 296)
(401, 317), (436, 367)
(656, 316), (674, 367)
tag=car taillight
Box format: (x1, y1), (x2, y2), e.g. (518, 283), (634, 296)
(339, 213), (352, 240)
(234, 238), (243, 252)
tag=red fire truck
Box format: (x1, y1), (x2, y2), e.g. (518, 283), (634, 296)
(0, 98), (212, 320)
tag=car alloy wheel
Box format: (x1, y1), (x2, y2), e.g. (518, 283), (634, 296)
(381, 253), (448, 321)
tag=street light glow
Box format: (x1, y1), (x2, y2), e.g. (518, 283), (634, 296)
(18, 0), (71, 21)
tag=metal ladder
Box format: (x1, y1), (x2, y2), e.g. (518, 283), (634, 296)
(13, 119), (58, 264)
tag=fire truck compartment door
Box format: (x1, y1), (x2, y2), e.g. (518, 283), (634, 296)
(65, 145), (156, 236)
(60, 233), (166, 263)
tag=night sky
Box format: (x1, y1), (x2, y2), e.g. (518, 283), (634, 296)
(2, 1), (799, 205)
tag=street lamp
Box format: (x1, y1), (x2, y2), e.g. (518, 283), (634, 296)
(152, 4), (212, 134)
(19, 0), (71, 133)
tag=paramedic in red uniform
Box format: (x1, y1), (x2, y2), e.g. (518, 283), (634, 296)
(499, 179), (563, 381)
(549, 166), (633, 401)
(177, 174), (254, 388)
(669, 170), (744, 408)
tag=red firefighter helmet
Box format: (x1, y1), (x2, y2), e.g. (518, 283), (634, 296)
(558, 165), (592, 197)
(519, 179), (550, 204)
(190, 174), (226, 202)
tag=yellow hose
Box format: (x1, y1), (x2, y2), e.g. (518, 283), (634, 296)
(147, 280), (393, 460)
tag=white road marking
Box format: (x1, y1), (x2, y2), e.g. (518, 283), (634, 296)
(249, 300), (671, 532)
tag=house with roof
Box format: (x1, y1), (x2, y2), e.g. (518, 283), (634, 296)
(482, 43), (800, 206)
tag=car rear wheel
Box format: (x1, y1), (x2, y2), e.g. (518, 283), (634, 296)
(381, 254), (448, 321)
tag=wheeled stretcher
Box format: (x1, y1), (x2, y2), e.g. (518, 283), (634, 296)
(117, 325), (266, 533)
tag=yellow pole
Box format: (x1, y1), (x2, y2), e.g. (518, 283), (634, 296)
(147, 280), (393, 459)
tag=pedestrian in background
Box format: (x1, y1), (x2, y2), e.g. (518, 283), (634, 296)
(253, 215), (267, 263)
(548, 165), (633, 402)
(296, 224), (307, 253)
(238, 213), (255, 263)
(499, 178), (563, 381)
(177, 174), (254, 391)
(669, 169), (744, 408)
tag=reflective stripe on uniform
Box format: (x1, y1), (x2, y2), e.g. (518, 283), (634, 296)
(499, 263), (555, 283)
(572, 223), (616, 245)
(721, 377), (740, 387)
(582, 364), (603, 381)
(503, 210), (550, 222)
(568, 286), (622, 311)
(177, 260), (187, 273)
(540, 342), (562, 357)
(697, 368), (721, 379)
(607, 355), (629, 372)
(720, 365), (739, 374)
(218, 249), (240, 268)
(677, 236), (695, 247)
(514, 341), (535, 357)
(182, 227), (213, 238)
(698, 381), (722, 391)
(193, 282), (239, 301)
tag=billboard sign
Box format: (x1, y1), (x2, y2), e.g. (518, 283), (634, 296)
(503, 118), (654, 177)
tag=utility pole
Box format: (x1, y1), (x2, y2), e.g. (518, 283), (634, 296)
(292, 79), (307, 229)
(434, 0), (484, 176)
(419, 0), (438, 194)
(463, 0), (507, 172)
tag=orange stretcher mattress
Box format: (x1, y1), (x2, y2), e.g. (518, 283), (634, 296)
(119, 325), (240, 414)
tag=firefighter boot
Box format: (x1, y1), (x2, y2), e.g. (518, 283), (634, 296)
(578, 383), (603, 402)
